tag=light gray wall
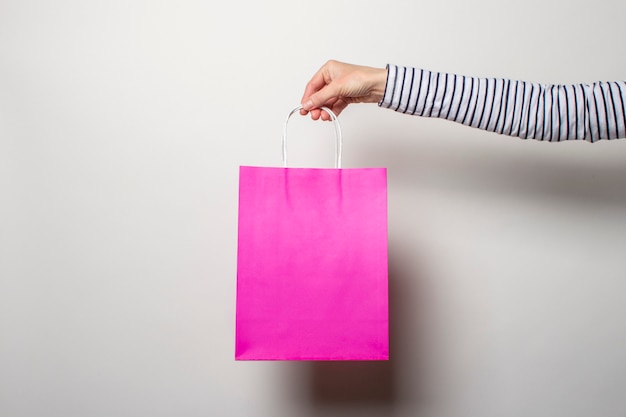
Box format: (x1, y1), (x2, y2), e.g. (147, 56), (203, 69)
(1, 1), (625, 416)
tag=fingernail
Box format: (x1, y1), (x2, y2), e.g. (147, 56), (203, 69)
(302, 100), (313, 110)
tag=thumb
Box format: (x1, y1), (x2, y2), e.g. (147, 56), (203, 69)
(302, 83), (340, 111)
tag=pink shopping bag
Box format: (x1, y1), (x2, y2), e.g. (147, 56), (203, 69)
(235, 106), (388, 360)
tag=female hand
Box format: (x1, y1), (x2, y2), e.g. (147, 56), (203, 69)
(300, 60), (388, 121)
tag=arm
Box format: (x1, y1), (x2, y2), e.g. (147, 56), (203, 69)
(381, 64), (626, 142)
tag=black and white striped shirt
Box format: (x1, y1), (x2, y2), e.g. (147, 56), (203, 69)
(379, 64), (626, 142)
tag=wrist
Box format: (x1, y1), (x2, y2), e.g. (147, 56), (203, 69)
(370, 67), (388, 102)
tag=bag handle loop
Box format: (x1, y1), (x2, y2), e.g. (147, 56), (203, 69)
(282, 105), (343, 168)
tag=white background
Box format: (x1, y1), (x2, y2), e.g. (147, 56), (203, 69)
(1, 1), (625, 416)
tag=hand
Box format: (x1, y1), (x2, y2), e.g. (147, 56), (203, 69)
(300, 60), (388, 121)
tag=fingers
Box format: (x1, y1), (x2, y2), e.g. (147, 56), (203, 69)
(300, 85), (339, 120)
(298, 60), (353, 120)
(300, 63), (331, 115)
(303, 81), (340, 111)
(301, 67), (327, 106)
(307, 99), (349, 121)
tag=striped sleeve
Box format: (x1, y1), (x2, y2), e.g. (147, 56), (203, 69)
(379, 64), (626, 142)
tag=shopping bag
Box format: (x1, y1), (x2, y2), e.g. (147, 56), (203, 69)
(235, 106), (388, 360)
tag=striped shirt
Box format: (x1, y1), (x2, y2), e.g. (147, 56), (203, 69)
(379, 64), (626, 142)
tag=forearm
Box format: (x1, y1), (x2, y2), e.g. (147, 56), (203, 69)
(380, 64), (626, 142)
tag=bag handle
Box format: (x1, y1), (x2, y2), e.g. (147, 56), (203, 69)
(282, 105), (343, 168)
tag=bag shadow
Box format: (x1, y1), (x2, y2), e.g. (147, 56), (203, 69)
(307, 243), (424, 406)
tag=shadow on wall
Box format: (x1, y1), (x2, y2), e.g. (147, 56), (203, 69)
(358, 133), (626, 209)
(305, 241), (430, 410)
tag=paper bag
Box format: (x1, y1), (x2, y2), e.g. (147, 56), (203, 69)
(235, 106), (388, 360)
